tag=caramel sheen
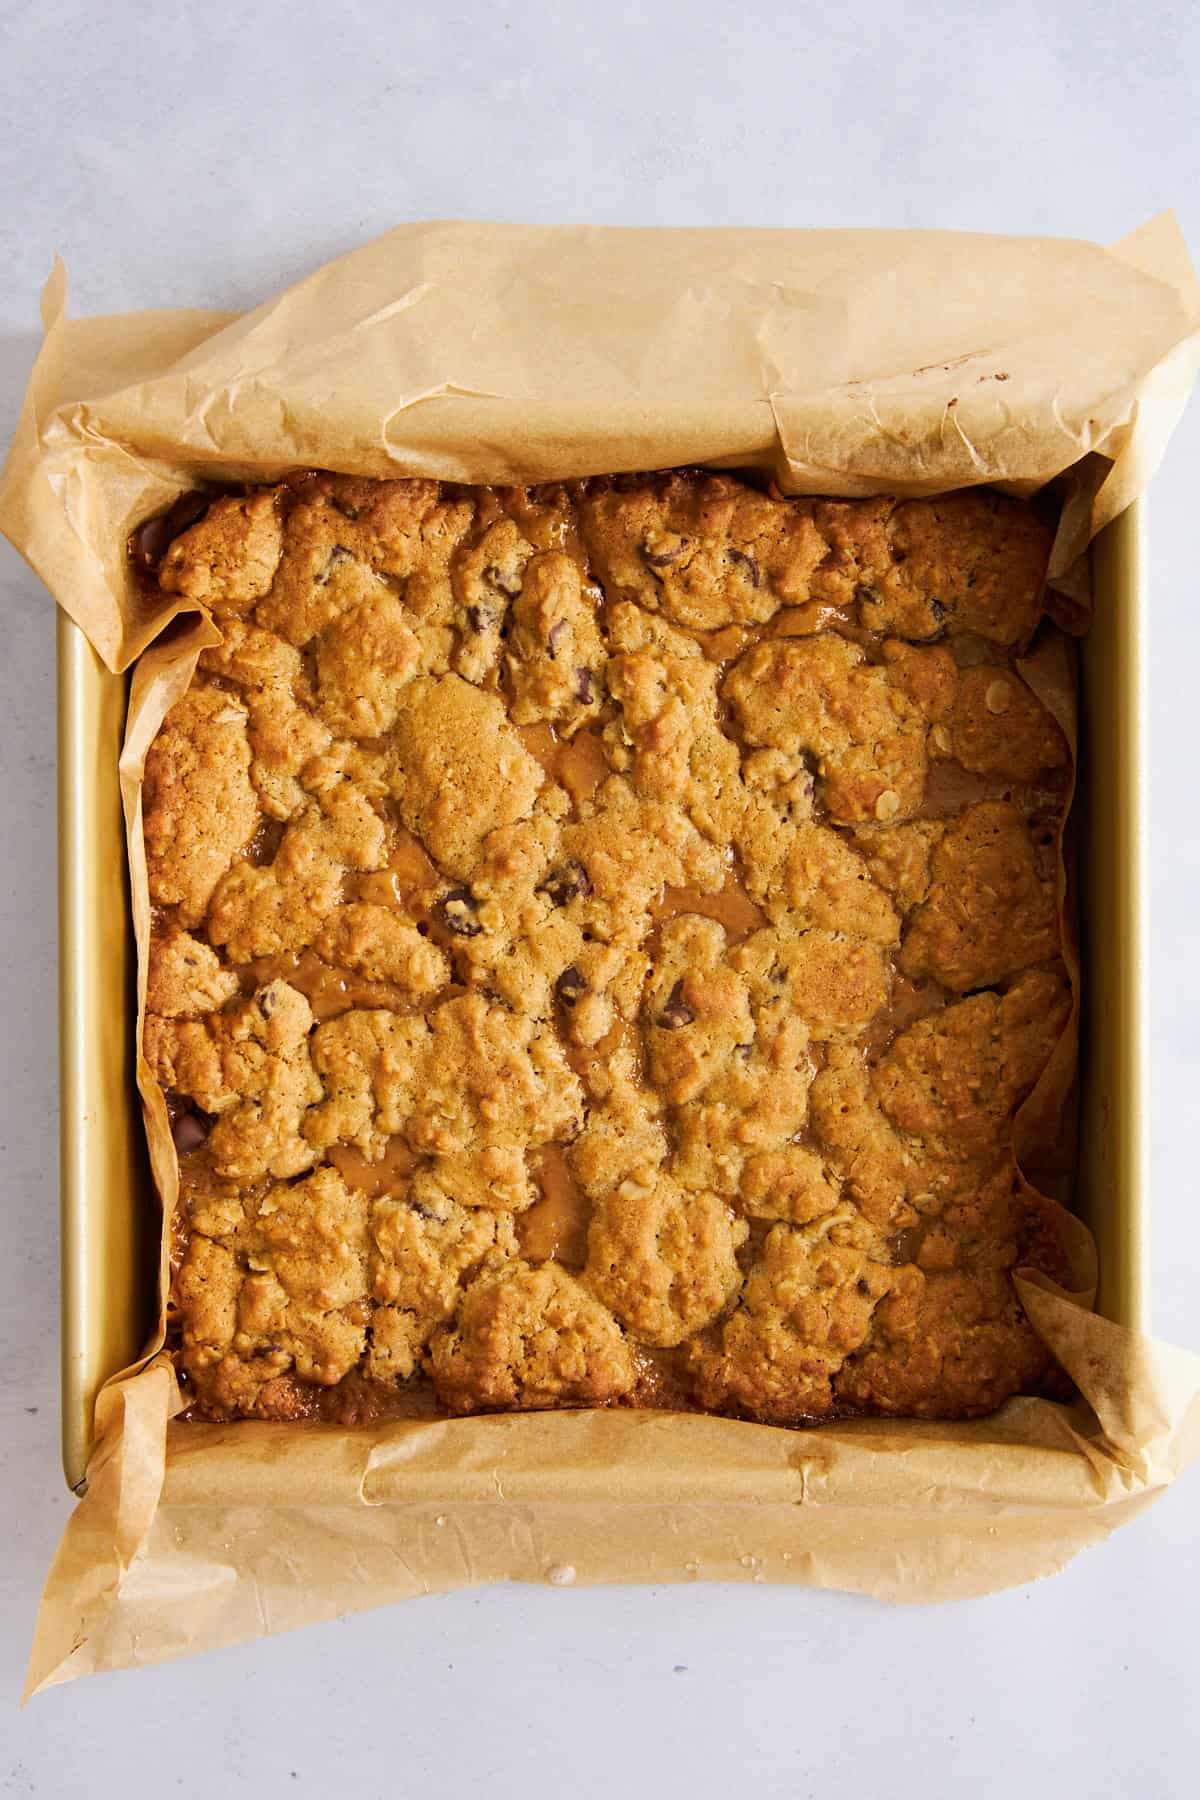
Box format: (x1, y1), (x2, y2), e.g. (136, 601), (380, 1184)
(860, 975), (947, 1061)
(517, 723), (609, 810)
(328, 1136), (418, 1199)
(248, 948), (409, 1020)
(516, 1145), (590, 1270)
(651, 872), (766, 941)
(353, 830), (442, 916)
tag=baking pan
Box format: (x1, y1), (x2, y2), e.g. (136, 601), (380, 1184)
(55, 497), (1148, 1492)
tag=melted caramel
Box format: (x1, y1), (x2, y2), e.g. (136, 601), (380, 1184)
(353, 830), (441, 917)
(516, 1145), (591, 1269)
(949, 632), (1004, 669)
(328, 1136), (417, 1198)
(518, 723), (610, 810)
(920, 760), (1007, 819)
(693, 624), (751, 664)
(769, 602), (851, 638)
(860, 975), (947, 1061)
(629, 1343), (693, 1409)
(246, 818), (285, 866)
(564, 1016), (643, 1088)
(651, 871), (766, 941)
(247, 949), (412, 1020)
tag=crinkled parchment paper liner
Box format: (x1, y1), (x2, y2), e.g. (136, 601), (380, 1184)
(5, 215), (1200, 1693)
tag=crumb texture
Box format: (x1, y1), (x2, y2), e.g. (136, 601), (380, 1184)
(142, 470), (1071, 1426)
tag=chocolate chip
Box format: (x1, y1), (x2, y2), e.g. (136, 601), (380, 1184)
(486, 562), (524, 597)
(539, 860), (591, 906)
(547, 620), (567, 659)
(657, 980), (695, 1029)
(130, 489), (213, 572)
(171, 1110), (209, 1153)
(727, 547), (761, 587)
(575, 666), (595, 704)
(466, 604), (491, 633)
(856, 584), (881, 607)
(735, 1042), (753, 1061)
(555, 966), (588, 1007)
(436, 887), (482, 937)
(318, 545), (356, 584)
(929, 598), (947, 623)
(328, 495), (361, 521)
(643, 536), (688, 568)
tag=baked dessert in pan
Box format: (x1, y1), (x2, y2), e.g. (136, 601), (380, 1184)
(138, 469), (1074, 1426)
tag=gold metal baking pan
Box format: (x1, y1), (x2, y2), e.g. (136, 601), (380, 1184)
(55, 499), (1148, 1491)
(57, 613), (156, 1493)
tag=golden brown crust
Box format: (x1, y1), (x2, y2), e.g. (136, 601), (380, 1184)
(147, 979), (321, 1182)
(313, 903), (450, 1000)
(389, 675), (545, 877)
(144, 684), (261, 926)
(686, 1214), (894, 1422)
(873, 968), (1071, 1163)
(206, 779), (389, 963)
(159, 492), (284, 614)
(724, 635), (956, 823)
(146, 930), (239, 1017)
(583, 1174), (746, 1347)
(143, 470), (1073, 1426)
(898, 802), (1059, 993)
(580, 471), (827, 630)
(810, 491), (1052, 644)
(177, 1166), (370, 1412)
(506, 551), (606, 732)
(937, 665), (1069, 782)
(428, 1261), (637, 1412)
(834, 1264), (1052, 1417)
(366, 1192), (517, 1381)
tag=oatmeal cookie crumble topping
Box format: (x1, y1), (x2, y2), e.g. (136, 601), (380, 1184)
(143, 470), (1071, 1425)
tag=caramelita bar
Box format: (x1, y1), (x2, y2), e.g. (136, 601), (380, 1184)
(140, 470), (1074, 1426)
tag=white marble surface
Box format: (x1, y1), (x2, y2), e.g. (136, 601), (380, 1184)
(2, 1), (1198, 1791)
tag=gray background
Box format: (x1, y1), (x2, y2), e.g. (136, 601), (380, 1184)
(2, 1), (1198, 1793)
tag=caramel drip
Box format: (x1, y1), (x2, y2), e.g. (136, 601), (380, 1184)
(246, 948), (412, 1021)
(353, 829), (442, 917)
(517, 722), (610, 810)
(859, 974), (947, 1062)
(949, 632), (1007, 668)
(629, 1344), (693, 1409)
(651, 871), (766, 942)
(919, 760), (1007, 819)
(693, 624), (752, 664)
(516, 1145), (591, 1270)
(564, 1017), (643, 1090)
(328, 1136), (418, 1199)
(245, 817), (285, 866)
(768, 601), (871, 643)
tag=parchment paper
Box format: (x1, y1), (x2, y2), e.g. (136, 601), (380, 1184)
(5, 215), (1200, 1694)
